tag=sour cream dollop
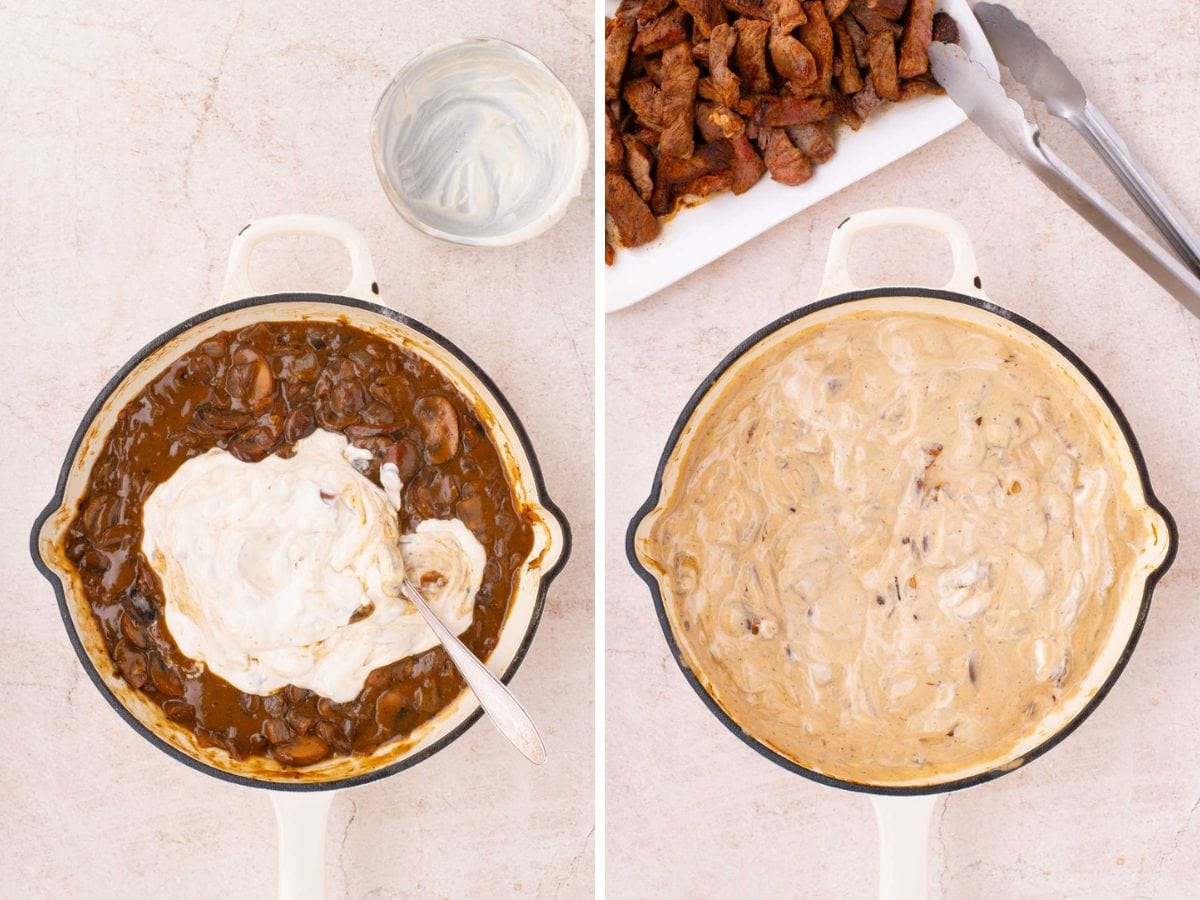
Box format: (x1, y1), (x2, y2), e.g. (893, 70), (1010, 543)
(141, 429), (486, 703)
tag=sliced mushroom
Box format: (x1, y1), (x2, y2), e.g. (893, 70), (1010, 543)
(413, 395), (460, 464)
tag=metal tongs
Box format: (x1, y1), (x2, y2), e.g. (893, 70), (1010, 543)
(927, 3), (1200, 319)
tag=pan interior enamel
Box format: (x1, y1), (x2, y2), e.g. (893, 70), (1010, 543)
(641, 302), (1167, 787)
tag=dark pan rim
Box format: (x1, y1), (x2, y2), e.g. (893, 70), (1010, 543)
(626, 286), (1178, 797)
(30, 292), (572, 792)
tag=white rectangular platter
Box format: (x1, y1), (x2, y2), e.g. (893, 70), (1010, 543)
(604, 0), (998, 312)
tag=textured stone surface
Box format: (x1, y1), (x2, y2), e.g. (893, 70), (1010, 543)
(0, 1), (593, 897)
(606, 2), (1200, 896)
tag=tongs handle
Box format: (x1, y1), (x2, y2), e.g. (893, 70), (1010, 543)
(1024, 135), (1200, 320)
(1071, 101), (1200, 276)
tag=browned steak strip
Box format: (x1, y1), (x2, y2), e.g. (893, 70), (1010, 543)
(623, 135), (656, 200)
(697, 101), (746, 140)
(898, 75), (944, 101)
(850, 0), (903, 36)
(623, 77), (663, 130)
(843, 13), (870, 66)
(606, 173), (661, 247)
(850, 75), (883, 118)
(760, 126), (812, 184)
(659, 42), (701, 159)
(868, 0), (907, 19)
(898, 0), (934, 78)
(833, 17), (864, 93)
(659, 139), (735, 183)
(734, 18), (773, 93)
(636, 0), (674, 24)
(709, 22), (742, 107)
(798, 0), (834, 94)
(730, 134), (767, 192)
(867, 29), (900, 100)
(675, 171), (736, 201)
(679, 0), (729, 37)
(605, 110), (625, 170)
(823, 0), (851, 17)
(739, 93), (832, 126)
(723, 0), (772, 20)
(785, 121), (834, 162)
(605, 18), (637, 101)
(633, 7), (690, 55)
(771, 0), (808, 31)
(770, 22), (817, 84)
(931, 11), (959, 45)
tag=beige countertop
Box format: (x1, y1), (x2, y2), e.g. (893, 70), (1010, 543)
(0, 2), (593, 897)
(606, 1), (1200, 896)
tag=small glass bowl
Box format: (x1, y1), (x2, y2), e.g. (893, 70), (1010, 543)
(370, 38), (588, 247)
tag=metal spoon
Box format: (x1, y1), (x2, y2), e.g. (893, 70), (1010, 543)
(398, 577), (547, 765)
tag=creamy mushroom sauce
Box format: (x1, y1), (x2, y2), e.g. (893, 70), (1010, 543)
(646, 311), (1154, 784)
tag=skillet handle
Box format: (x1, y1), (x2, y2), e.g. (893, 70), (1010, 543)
(221, 215), (379, 304)
(870, 794), (942, 900)
(272, 790), (336, 900)
(819, 207), (985, 301)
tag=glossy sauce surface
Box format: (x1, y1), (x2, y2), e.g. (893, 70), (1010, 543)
(65, 320), (533, 767)
(647, 312), (1153, 784)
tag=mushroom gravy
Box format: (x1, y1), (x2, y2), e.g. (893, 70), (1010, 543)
(64, 320), (533, 767)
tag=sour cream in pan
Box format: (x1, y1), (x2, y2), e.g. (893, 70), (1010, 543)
(646, 312), (1155, 783)
(142, 429), (485, 703)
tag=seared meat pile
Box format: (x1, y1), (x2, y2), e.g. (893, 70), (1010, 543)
(604, 0), (959, 263)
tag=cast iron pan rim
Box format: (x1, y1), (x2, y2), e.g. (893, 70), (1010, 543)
(626, 286), (1178, 797)
(29, 292), (572, 792)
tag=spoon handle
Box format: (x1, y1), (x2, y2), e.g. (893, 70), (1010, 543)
(401, 580), (547, 765)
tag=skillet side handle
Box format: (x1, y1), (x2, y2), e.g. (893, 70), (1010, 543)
(272, 790), (336, 900)
(221, 215), (379, 304)
(870, 793), (942, 900)
(819, 207), (986, 301)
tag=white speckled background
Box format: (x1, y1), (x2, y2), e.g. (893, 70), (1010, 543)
(0, 1), (592, 897)
(606, 2), (1200, 896)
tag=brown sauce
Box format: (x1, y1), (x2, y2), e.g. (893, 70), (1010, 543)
(64, 319), (533, 767)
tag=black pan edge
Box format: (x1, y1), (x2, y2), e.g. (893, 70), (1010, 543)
(626, 286), (1178, 797)
(30, 292), (573, 792)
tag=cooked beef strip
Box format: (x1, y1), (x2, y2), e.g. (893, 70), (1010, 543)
(633, 7), (690, 55)
(723, 0), (772, 20)
(623, 135), (657, 199)
(867, 28), (900, 100)
(931, 11), (959, 45)
(824, 0), (851, 17)
(739, 93), (833, 126)
(676, 171), (736, 200)
(798, 0), (835, 94)
(606, 110), (625, 169)
(659, 42), (700, 158)
(697, 101), (747, 140)
(730, 133), (768, 192)
(605, 18), (637, 101)
(850, 0), (903, 36)
(833, 17), (864, 93)
(636, 0), (674, 23)
(659, 139), (735, 183)
(868, 0), (907, 19)
(898, 0), (935, 77)
(734, 18), (773, 93)
(850, 74), (882, 118)
(760, 126), (813, 184)
(708, 22), (742, 107)
(606, 173), (661, 247)
(770, 22), (818, 84)
(785, 121), (835, 162)
(898, 74), (944, 101)
(679, 0), (729, 36)
(623, 76), (664, 130)
(843, 12), (870, 66)
(772, 0), (808, 31)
